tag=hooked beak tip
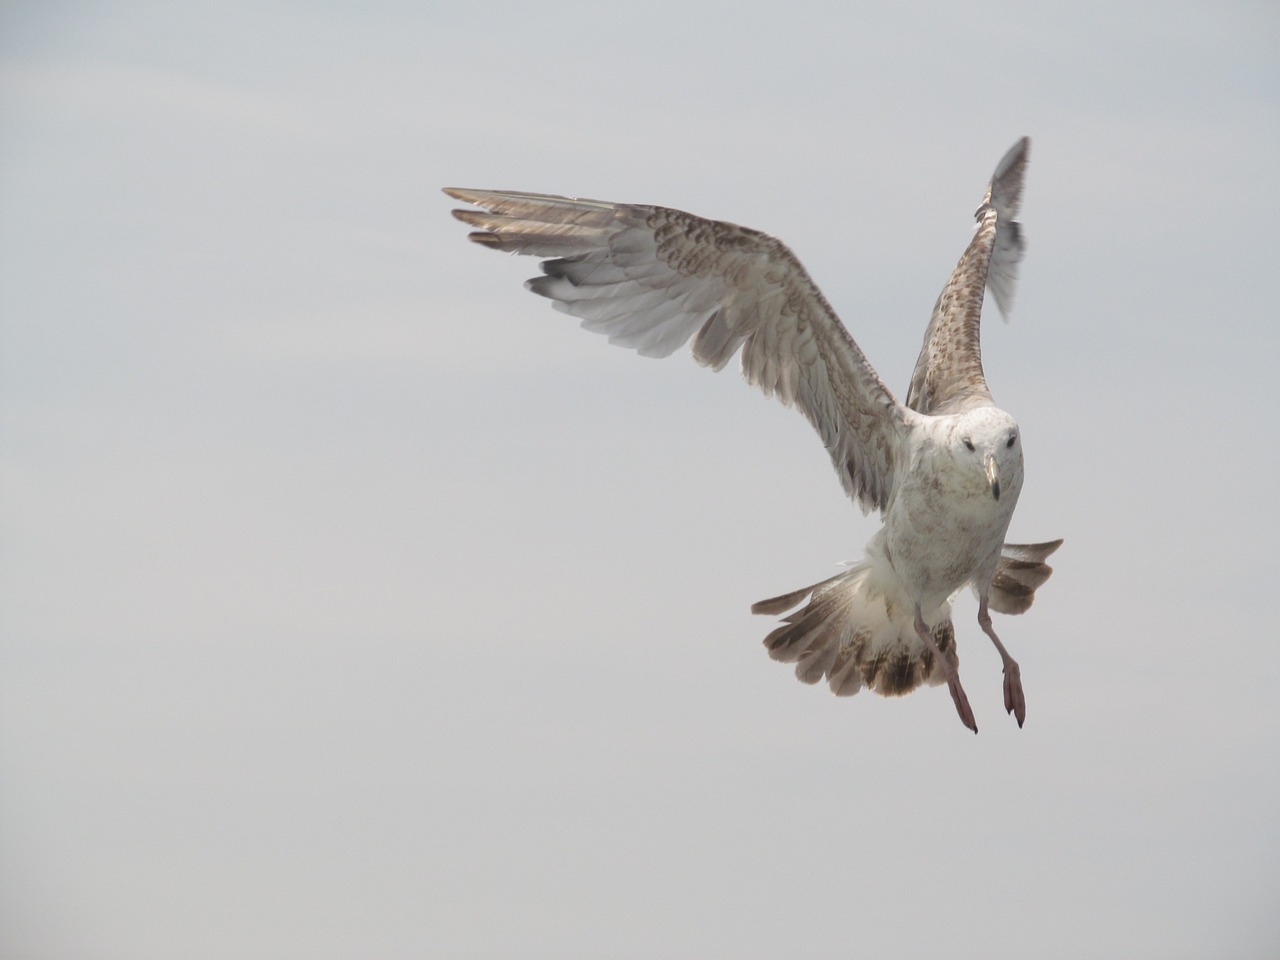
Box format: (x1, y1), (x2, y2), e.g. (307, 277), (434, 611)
(985, 457), (1000, 501)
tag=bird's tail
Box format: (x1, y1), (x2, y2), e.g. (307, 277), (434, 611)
(751, 562), (957, 698)
(987, 539), (1063, 615)
(752, 538), (1062, 698)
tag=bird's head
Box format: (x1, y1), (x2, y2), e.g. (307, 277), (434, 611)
(949, 407), (1024, 503)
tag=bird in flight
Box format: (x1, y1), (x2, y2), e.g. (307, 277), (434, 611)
(445, 137), (1060, 732)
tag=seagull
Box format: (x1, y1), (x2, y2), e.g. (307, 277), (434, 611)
(445, 137), (1061, 732)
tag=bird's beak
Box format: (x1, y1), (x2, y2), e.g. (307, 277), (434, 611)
(985, 455), (1000, 501)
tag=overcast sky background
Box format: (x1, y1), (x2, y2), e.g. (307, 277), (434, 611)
(2, 2), (1279, 958)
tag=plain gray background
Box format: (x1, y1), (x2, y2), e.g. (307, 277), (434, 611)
(2, 2), (1278, 957)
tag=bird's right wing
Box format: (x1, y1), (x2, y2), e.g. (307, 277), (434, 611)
(445, 188), (913, 514)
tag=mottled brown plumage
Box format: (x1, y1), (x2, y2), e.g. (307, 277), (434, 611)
(445, 137), (1061, 732)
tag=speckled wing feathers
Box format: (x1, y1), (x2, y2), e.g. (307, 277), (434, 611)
(446, 188), (910, 514)
(905, 137), (1030, 416)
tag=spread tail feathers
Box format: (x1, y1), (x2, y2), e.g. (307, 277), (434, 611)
(987, 539), (1063, 615)
(752, 562), (957, 698)
(752, 538), (1062, 698)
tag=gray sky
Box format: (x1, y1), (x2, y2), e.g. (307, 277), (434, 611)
(2, 2), (1278, 957)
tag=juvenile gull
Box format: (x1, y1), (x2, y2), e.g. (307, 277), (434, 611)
(445, 137), (1061, 732)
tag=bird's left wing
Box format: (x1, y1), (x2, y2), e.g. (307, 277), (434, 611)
(445, 188), (913, 514)
(905, 137), (1030, 416)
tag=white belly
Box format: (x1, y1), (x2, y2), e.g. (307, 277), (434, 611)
(878, 466), (1020, 614)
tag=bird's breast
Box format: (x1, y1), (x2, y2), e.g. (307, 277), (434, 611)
(880, 466), (1017, 606)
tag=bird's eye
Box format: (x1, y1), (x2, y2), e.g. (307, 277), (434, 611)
(1006, 434), (1017, 448)
(962, 438), (975, 452)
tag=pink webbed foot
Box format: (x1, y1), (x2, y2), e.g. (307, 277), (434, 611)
(915, 610), (977, 734)
(1003, 659), (1026, 728)
(979, 597), (1026, 728)
(947, 674), (979, 734)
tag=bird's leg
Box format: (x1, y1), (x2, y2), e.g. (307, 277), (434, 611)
(914, 608), (977, 734)
(977, 595), (1025, 727)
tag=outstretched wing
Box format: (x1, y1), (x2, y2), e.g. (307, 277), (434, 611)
(905, 137), (1030, 416)
(445, 188), (912, 514)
